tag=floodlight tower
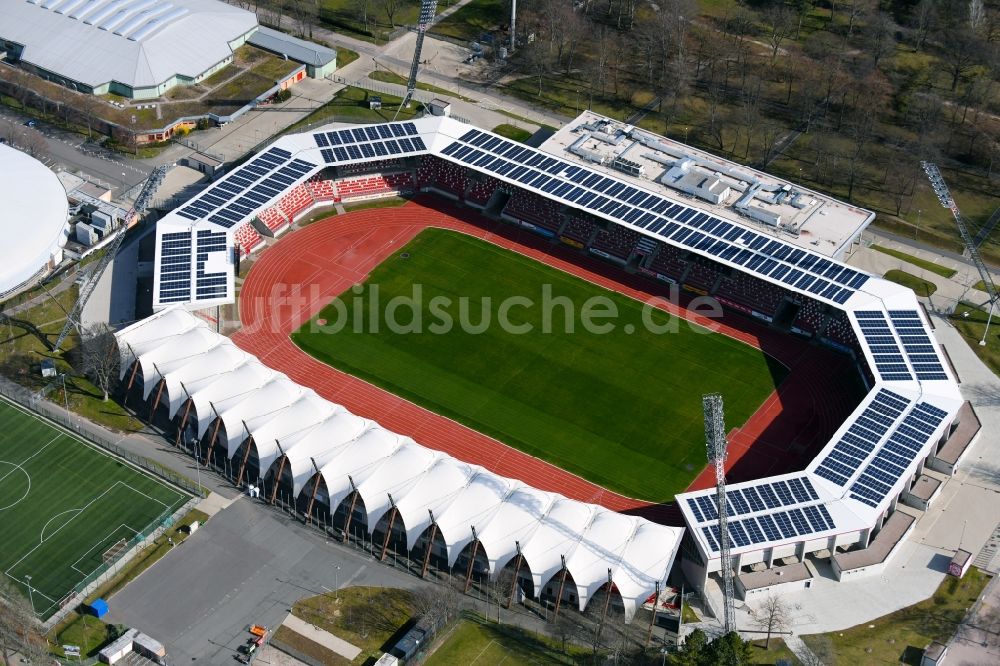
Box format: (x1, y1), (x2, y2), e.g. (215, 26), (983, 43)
(510, 0), (517, 54)
(921, 161), (998, 345)
(704, 393), (736, 634)
(53, 164), (170, 351)
(394, 0), (438, 121)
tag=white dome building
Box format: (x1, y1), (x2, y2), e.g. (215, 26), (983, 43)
(0, 143), (69, 294)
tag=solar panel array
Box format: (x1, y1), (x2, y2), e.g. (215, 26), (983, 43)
(158, 231), (193, 304)
(700, 503), (836, 552)
(194, 229), (228, 300)
(888, 310), (948, 380)
(313, 122), (426, 164)
(813, 389), (910, 487)
(685, 476), (820, 524)
(175, 147), (316, 229)
(849, 401), (948, 508)
(439, 128), (869, 307)
(854, 311), (913, 381)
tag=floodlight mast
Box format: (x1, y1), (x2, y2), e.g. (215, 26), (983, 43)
(393, 0), (438, 121)
(53, 164), (171, 351)
(921, 161), (998, 345)
(704, 393), (736, 634)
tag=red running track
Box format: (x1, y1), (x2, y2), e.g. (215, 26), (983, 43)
(233, 198), (862, 523)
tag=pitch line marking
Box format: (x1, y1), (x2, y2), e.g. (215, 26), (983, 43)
(5, 482), (123, 577)
(0, 434), (60, 485)
(39, 508), (83, 542)
(0, 461), (31, 511)
(70, 523), (141, 575)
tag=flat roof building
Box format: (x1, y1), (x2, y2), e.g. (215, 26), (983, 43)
(0, 0), (258, 99)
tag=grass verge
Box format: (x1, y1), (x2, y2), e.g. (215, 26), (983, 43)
(883, 270), (938, 297)
(800, 567), (991, 665)
(425, 615), (592, 664)
(951, 302), (1000, 377)
(292, 586), (415, 664)
(492, 123), (532, 142)
(369, 70), (477, 102)
(871, 245), (958, 278)
(272, 625), (350, 665)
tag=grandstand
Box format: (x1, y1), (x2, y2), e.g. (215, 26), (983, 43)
(116, 307), (684, 618)
(143, 113), (974, 617)
(0, 144), (69, 295)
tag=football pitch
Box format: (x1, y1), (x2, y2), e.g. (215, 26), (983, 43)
(0, 399), (188, 619)
(293, 229), (786, 501)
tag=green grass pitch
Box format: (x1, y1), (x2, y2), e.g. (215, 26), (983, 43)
(292, 229), (786, 501)
(0, 399), (188, 619)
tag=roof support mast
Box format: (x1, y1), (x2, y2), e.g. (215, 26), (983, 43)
(393, 0), (438, 121)
(704, 393), (736, 634)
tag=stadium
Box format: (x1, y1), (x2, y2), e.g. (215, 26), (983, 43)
(0, 0), (258, 99)
(117, 111), (976, 619)
(0, 142), (69, 295)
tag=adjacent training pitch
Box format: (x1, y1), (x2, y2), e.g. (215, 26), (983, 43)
(293, 229), (786, 501)
(0, 400), (187, 618)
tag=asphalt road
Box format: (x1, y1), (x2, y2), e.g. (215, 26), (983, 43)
(0, 105), (151, 194)
(106, 498), (427, 664)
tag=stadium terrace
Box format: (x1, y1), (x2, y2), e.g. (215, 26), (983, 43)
(138, 112), (974, 613)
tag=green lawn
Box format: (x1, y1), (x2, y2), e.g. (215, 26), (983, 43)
(425, 616), (592, 665)
(0, 400), (187, 619)
(369, 70), (477, 102)
(951, 302), (1000, 377)
(282, 86), (420, 135)
(492, 123), (532, 143)
(801, 568), (991, 665)
(883, 270), (937, 297)
(431, 0), (508, 42)
(292, 229), (785, 500)
(319, 0), (435, 43)
(871, 245), (958, 278)
(293, 586), (415, 664)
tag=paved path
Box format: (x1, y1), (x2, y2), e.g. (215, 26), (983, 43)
(281, 614), (361, 660)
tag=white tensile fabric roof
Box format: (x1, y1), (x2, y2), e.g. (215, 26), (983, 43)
(117, 307), (684, 617)
(0, 144), (68, 293)
(3, 0), (258, 91)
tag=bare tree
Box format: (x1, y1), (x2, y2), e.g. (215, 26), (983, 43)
(80, 323), (120, 401)
(763, 5), (795, 66)
(380, 0), (400, 28)
(409, 582), (463, 627)
(911, 0), (938, 51)
(866, 12), (898, 70)
(22, 129), (49, 161)
(752, 593), (790, 649)
(0, 586), (48, 665)
(353, 0), (373, 34)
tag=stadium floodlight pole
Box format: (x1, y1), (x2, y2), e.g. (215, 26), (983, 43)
(53, 164), (170, 352)
(24, 574), (34, 616)
(704, 393), (736, 635)
(464, 525), (480, 593)
(393, 0), (438, 121)
(981, 299), (995, 347)
(921, 161), (999, 312)
(509, 0), (516, 53)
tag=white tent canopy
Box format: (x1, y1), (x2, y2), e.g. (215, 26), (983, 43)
(116, 307), (685, 616)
